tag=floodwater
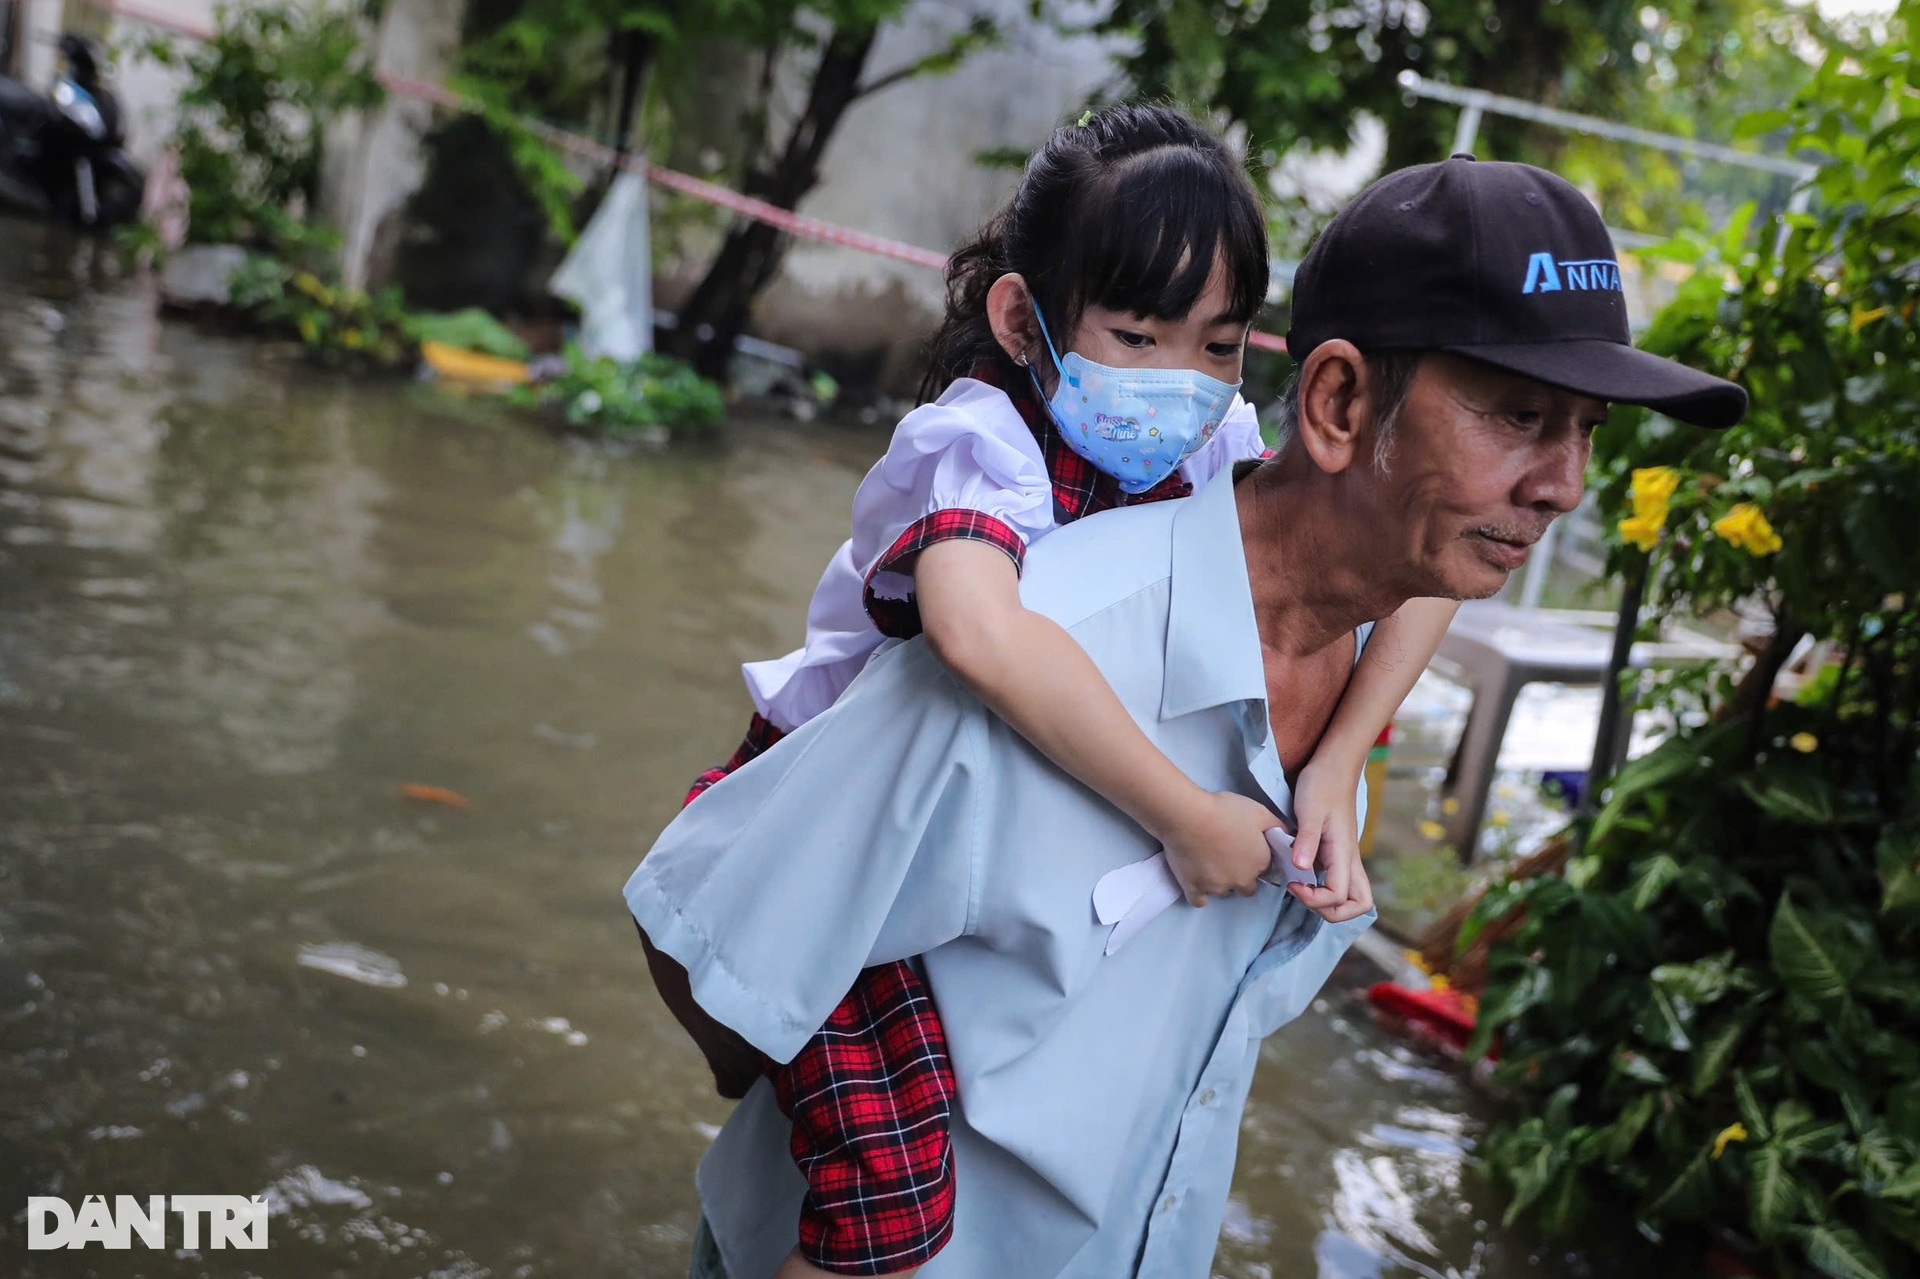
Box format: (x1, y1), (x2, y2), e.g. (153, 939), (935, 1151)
(0, 222), (1652, 1279)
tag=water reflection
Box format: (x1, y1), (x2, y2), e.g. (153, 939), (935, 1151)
(0, 220), (1679, 1279)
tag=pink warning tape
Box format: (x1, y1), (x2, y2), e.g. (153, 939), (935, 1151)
(87, 0), (1290, 353)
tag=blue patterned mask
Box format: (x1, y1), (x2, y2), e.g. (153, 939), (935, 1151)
(1028, 304), (1241, 494)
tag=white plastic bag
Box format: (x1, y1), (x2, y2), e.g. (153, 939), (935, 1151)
(549, 170), (654, 362)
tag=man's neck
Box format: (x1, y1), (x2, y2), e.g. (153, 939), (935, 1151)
(1233, 460), (1411, 656)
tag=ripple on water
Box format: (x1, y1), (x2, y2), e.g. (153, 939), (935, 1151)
(295, 941), (409, 989)
(1318, 1124), (1470, 1279)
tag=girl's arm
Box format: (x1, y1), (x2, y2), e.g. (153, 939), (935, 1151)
(913, 539), (1277, 907)
(1287, 597), (1458, 904)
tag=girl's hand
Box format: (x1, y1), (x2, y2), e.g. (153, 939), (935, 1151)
(1286, 758), (1374, 924)
(1159, 790), (1283, 907)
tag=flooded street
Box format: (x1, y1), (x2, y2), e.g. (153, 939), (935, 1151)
(1, 221), (1650, 1279)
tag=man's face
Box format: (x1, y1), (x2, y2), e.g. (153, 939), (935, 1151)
(1369, 354), (1604, 600)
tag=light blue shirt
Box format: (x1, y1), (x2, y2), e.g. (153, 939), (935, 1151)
(626, 469), (1376, 1279)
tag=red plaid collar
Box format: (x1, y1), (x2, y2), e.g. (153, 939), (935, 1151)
(971, 362), (1193, 524)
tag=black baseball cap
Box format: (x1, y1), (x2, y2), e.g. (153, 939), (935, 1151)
(1284, 155), (1747, 429)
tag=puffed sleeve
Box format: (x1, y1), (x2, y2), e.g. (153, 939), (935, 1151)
(850, 381), (1057, 638)
(625, 640), (988, 1063)
(1176, 393), (1271, 489)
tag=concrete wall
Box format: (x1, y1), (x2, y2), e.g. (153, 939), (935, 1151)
(719, 0), (1129, 385)
(319, 0), (468, 290)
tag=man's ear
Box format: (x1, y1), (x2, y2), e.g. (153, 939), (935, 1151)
(1296, 340), (1370, 474)
(986, 274), (1043, 369)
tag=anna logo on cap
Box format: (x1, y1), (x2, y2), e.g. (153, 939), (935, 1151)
(1522, 252), (1624, 295)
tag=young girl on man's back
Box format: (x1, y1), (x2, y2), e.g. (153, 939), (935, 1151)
(659, 104), (1457, 1278)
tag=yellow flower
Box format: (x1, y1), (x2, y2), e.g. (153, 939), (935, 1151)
(1441, 797), (1461, 816)
(1618, 513), (1664, 552)
(342, 329), (366, 350)
(1850, 304), (1890, 335)
(1713, 1122), (1749, 1160)
(1404, 950), (1432, 975)
(297, 316), (320, 344)
(293, 271), (325, 297)
(1489, 810), (1512, 828)
(1619, 467), (1681, 551)
(1418, 819), (1447, 842)
(1430, 974), (1453, 993)
(1790, 732), (1819, 753)
(1630, 466), (1680, 519)
(1712, 503), (1783, 556)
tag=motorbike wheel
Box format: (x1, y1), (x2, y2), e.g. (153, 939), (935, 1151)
(91, 158), (143, 228)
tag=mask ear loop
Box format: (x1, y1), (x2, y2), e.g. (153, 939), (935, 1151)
(1029, 300), (1076, 390)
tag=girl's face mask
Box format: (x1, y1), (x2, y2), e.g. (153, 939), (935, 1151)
(1029, 303), (1242, 494)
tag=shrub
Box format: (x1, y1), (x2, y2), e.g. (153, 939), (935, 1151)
(1472, 15), (1920, 1279)
(229, 256), (416, 370)
(142, 3), (383, 257)
(517, 345), (724, 439)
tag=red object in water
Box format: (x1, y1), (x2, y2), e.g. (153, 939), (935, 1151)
(1367, 982), (1481, 1052)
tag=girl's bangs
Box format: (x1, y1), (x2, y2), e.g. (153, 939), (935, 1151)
(1060, 147), (1268, 325)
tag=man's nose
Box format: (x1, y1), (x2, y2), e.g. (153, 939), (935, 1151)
(1519, 435), (1589, 515)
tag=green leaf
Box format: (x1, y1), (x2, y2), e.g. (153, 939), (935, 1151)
(1736, 1072), (1773, 1141)
(1792, 1039), (1856, 1094)
(1770, 895), (1862, 1018)
(1536, 1162), (1589, 1237)
(1617, 1050), (1670, 1088)
(1590, 736), (1712, 849)
(1734, 108), (1793, 138)
(1652, 951), (1740, 1004)
(1694, 1013), (1753, 1095)
(1750, 1142), (1808, 1243)
(1777, 1118), (1849, 1162)
(1503, 1140), (1558, 1226)
(1879, 826), (1920, 919)
(1644, 1149), (1716, 1223)
(1852, 1127), (1910, 1196)
(1855, 967), (1920, 1017)
(1606, 1092), (1659, 1163)
(1741, 771), (1838, 826)
(1635, 986), (1693, 1053)
(1842, 495), (1911, 592)
(1796, 1221), (1891, 1279)
(1473, 965), (1550, 1051)
(1630, 854), (1684, 912)
(1883, 1162), (1920, 1204)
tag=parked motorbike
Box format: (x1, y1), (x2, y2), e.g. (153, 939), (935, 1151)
(0, 34), (144, 228)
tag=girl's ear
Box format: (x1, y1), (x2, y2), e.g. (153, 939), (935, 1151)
(986, 274), (1044, 369)
(1295, 340), (1369, 474)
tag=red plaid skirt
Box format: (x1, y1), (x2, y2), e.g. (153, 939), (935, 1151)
(684, 714), (958, 1276)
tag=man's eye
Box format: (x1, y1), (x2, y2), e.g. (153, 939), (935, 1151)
(1112, 330), (1152, 348)
(1207, 343), (1243, 358)
(1507, 410), (1544, 428)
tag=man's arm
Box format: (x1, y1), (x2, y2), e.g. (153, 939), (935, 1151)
(626, 641), (984, 1064)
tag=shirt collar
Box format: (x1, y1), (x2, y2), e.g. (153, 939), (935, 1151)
(1161, 463), (1268, 721)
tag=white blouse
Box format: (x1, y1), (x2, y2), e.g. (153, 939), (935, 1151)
(742, 377), (1268, 731)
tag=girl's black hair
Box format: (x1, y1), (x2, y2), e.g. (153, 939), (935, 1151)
(921, 103), (1269, 402)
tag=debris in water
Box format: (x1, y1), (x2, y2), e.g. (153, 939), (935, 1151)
(401, 784), (470, 809)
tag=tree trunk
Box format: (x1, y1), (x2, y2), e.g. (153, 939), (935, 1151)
(665, 24), (880, 380)
(611, 26), (654, 164)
